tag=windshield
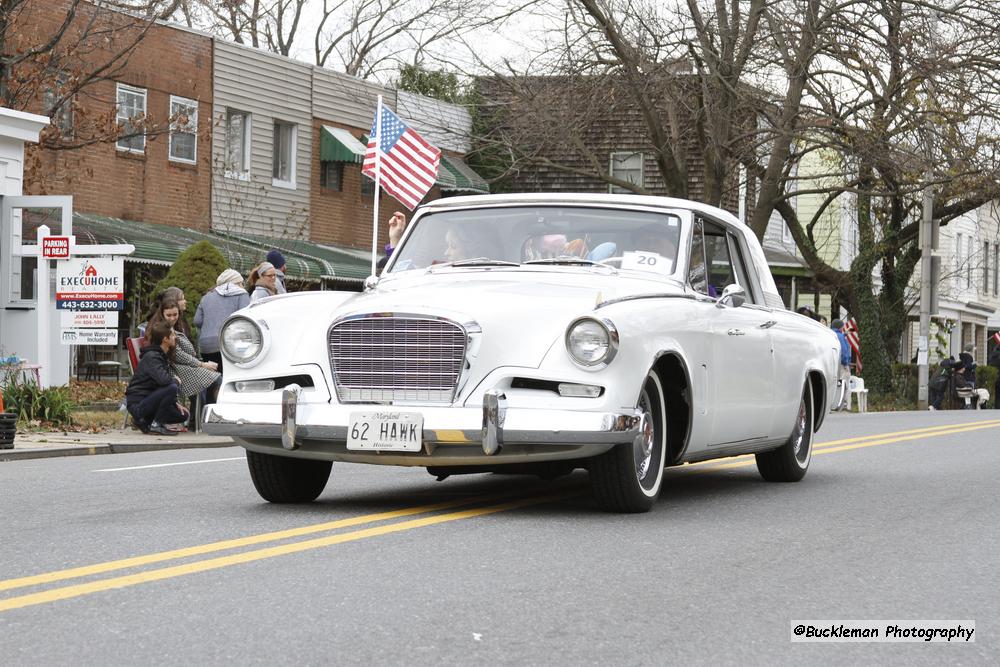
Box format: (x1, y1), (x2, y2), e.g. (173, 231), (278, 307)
(388, 205), (682, 276)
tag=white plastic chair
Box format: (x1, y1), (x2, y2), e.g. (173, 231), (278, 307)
(848, 375), (868, 413)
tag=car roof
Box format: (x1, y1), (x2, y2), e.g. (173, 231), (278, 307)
(418, 194), (785, 309)
(419, 193), (743, 224)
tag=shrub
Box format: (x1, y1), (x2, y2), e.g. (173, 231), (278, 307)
(977, 365), (998, 408)
(2, 381), (76, 425)
(148, 240), (228, 334)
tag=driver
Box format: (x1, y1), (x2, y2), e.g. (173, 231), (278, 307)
(632, 223), (678, 259)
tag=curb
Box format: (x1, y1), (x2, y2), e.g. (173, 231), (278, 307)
(0, 439), (235, 462)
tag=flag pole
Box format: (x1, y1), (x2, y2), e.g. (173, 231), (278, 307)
(370, 95), (383, 277)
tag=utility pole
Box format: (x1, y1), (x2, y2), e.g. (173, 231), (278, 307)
(917, 5), (952, 409)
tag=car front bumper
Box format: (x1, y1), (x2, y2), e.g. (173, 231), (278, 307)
(203, 387), (644, 466)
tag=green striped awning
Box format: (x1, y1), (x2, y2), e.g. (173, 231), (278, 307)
(71, 213), (368, 283)
(320, 126), (366, 164)
(439, 155), (489, 194)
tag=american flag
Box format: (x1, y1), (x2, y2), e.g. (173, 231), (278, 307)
(362, 105), (440, 210)
(844, 316), (862, 372)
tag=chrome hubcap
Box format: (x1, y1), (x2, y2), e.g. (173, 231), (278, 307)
(634, 391), (654, 482)
(792, 398), (808, 462)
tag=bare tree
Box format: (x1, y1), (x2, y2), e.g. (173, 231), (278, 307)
(470, 1), (1000, 393)
(1, 0), (180, 154)
(178, 0), (528, 79)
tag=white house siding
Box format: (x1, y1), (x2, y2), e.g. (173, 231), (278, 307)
(212, 41), (313, 239)
(312, 68), (394, 131)
(905, 209), (997, 363)
(977, 203), (1000, 336)
(397, 91), (471, 154)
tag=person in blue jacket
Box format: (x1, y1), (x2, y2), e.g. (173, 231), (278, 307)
(831, 319), (851, 411)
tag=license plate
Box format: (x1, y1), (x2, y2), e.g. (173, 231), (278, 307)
(347, 411), (423, 452)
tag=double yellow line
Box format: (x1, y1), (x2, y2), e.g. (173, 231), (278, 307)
(684, 418), (1000, 470)
(1, 418), (998, 613)
(0, 487), (581, 613)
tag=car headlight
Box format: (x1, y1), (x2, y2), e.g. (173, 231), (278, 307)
(565, 317), (618, 367)
(221, 317), (264, 364)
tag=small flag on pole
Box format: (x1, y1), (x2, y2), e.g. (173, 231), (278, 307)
(844, 317), (862, 372)
(362, 105), (440, 210)
(992, 331), (1000, 346)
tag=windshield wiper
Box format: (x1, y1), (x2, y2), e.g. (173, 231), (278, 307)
(427, 257), (521, 272)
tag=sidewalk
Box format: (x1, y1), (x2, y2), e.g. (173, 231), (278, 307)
(0, 428), (235, 462)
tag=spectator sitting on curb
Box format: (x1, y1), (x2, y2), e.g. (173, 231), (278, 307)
(124, 320), (188, 436)
(194, 268), (250, 372)
(266, 249), (287, 294)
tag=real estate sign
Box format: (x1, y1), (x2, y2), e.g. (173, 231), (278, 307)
(55, 257), (124, 310)
(55, 257), (124, 345)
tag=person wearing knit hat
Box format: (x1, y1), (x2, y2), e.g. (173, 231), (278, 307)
(194, 268), (251, 371)
(266, 249), (287, 294)
(248, 261), (279, 302)
(216, 268), (243, 287)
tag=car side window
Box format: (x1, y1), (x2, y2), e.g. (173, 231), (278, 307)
(726, 232), (757, 304)
(688, 220), (709, 294)
(693, 219), (737, 298)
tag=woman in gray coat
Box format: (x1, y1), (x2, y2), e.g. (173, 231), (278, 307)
(194, 268), (251, 370)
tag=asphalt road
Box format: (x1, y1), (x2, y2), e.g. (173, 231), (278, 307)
(0, 410), (997, 665)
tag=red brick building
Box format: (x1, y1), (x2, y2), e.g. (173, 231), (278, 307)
(16, 1), (214, 231)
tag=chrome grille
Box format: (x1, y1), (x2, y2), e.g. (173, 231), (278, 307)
(328, 316), (467, 403)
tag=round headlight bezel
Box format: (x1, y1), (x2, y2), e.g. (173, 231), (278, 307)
(565, 316), (619, 368)
(221, 316), (266, 367)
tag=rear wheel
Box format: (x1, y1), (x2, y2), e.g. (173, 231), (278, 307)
(246, 450), (332, 503)
(589, 371), (667, 513)
(756, 381), (813, 482)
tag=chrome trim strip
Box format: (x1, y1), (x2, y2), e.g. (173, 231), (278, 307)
(595, 293), (697, 310)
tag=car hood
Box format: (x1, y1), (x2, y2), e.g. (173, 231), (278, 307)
(330, 269), (684, 367)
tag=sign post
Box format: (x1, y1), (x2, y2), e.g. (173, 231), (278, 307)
(19, 220), (133, 387)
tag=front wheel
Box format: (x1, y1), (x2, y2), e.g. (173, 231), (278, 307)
(246, 450), (332, 503)
(589, 371), (667, 513)
(755, 381), (814, 482)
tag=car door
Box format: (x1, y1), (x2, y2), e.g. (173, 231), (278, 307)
(689, 219), (775, 446)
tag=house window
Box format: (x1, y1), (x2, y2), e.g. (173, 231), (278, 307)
(169, 96), (198, 163)
(361, 170), (375, 197)
(321, 162), (343, 191)
(116, 83), (146, 153)
(272, 120), (296, 188)
(43, 82), (73, 137)
(609, 152), (643, 193)
(985, 241), (991, 295)
(967, 235), (973, 288)
(955, 233), (964, 289)
(994, 242), (999, 296)
(225, 109), (251, 179)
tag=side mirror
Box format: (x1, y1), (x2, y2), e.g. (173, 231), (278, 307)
(715, 284), (746, 308)
(363, 275), (379, 291)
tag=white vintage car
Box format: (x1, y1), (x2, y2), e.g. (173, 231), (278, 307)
(204, 194), (840, 512)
